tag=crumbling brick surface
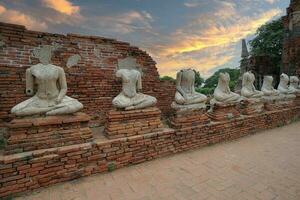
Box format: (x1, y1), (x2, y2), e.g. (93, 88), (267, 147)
(0, 107), (299, 198)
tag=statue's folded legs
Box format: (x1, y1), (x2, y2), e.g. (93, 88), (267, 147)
(113, 93), (157, 110)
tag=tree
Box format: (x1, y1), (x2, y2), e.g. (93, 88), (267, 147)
(249, 18), (284, 68)
(197, 68), (240, 95)
(204, 68), (240, 90)
(193, 70), (204, 88)
(159, 76), (176, 83)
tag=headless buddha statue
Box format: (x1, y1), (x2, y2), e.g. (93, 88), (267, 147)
(241, 72), (263, 100)
(11, 45), (83, 116)
(277, 73), (296, 100)
(174, 69), (207, 105)
(261, 76), (280, 96)
(112, 57), (157, 110)
(210, 72), (242, 105)
(289, 76), (300, 94)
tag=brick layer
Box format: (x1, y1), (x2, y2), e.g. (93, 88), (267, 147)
(0, 107), (299, 198)
(208, 104), (241, 121)
(170, 109), (210, 129)
(105, 107), (164, 139)
(3, 113), (94, 155)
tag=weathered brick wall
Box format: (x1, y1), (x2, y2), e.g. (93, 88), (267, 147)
(0, 107), (299, 198)
(0, 22), (176, 126)
(282, 0), (300, 76)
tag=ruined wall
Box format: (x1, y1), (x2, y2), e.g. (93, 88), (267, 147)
(0, 22), (176, 126)
(282, 0), (300, 76)
(0, 107), (299, 198)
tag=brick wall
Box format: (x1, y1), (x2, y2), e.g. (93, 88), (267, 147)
(0, 22), (176, 126)
(282, 0), (300, 76)
(0, 107), (299, 198)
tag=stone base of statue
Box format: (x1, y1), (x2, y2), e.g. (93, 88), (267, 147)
(238, 99), (264, 115)
(3, 113), (94, 155)
(170, 102), (209, 129)
(208, 103), (240, 121)
(262, 96), (295, 111)
(295, 94), (300, 106)
(105, 107), (164, 139)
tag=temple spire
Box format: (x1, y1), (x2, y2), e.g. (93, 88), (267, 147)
(241, 39), (249, 58)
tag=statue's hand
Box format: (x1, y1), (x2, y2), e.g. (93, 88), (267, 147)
(55, 98), (62, 105)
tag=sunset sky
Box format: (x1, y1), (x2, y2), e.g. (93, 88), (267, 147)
(0, 0), (290, 78)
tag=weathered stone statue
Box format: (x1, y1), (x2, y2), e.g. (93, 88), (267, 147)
(241, 72), (263, 99)
(289, 76), (300, 93)
(210, 72), (242, 105)
(112, 57), (157, 110)
(261, 76), (281, 99)
(172, 69), (207, 110)
(277, 73), (296, 99)
(11, 45), (83, 116)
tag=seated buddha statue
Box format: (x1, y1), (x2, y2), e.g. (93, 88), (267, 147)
(277, 73), (296, 100)
(173, 69), (207, 107)
(289, 76), (300, 94)
(261, 76), (281, 99)
(112, 57), (157, 110)
(11, 45), (83, 116)
(241, 72), (263, 100)
(210, 72), (242, 105)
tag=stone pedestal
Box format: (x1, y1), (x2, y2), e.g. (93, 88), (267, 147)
(238, 100), (264, 115)
(294, 94), (300, 106)
(4, 112), (93, 155)
(170, 106), (209, 129)
(105, 107), (164, 139)
(208, 104), (240, 121)
(263, 97), (295, 111)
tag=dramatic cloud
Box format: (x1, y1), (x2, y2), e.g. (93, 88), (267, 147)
(83, 11), (155, 35)
(154, 6), (282, 77)
(184, 2), (201, 8)
(42, 0), (80, 15)
(0, 0), (289, 78)
(0, 4), (47, 30)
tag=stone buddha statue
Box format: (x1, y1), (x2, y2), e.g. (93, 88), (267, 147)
(277, 73), (296, 99)
(112, 57), (157, 110)
(289, 76), (300, 94)
(11, 45), (83, 116)
(173, 69), (207, 108)
(210, 72), (242, 105)
(241, 72), (263, 100)
(261, 76), (281, 99)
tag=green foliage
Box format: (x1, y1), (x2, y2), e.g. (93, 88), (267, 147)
(0, 136), (4, 150)
(159, 76), (176, 83)
(249, 18), (284, 68)
(107, 162), (116, 172)
(196, 87), (214, 95)
(193, 70), (204, 88)
(198, 68), (240, 95)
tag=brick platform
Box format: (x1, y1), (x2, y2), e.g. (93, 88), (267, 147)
(264, 99), (295, 111)
(0, 107), (299, 198)
(208, 104), (240, 121)
(170, 108), (210, 129)
(238, 100), (264, 115)
(3, 113), (94, 155)
(105, 107), (164, 139)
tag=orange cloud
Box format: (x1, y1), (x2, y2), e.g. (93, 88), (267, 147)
(0, 4), (47, 30)
(151, 8), (282, 78)
(42, 0), (80, 15)
(162, 9), (281, 56)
